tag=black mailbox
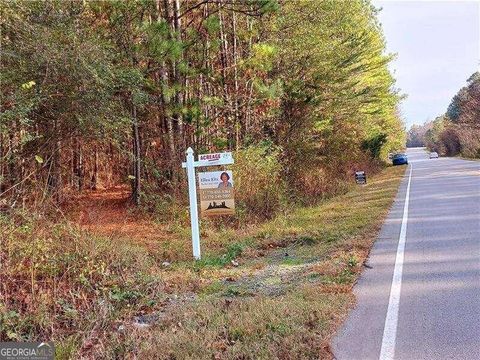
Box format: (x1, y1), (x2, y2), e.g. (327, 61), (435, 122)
(355, 171), (367, 184)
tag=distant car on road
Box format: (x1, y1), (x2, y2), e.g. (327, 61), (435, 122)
(429, 152), (439, 159)
(392, 153), (408, 166)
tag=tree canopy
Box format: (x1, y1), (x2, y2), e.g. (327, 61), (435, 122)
(1, 0), (405, 206)
(407, 72), (479, 158)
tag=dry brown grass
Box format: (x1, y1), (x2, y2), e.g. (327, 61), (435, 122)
(113, 165), (405, 359)
(132, 165), (405, 360)
(1, 164), (406, 359)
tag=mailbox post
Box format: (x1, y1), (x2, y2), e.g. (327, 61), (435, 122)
(355, 171), (367, 184)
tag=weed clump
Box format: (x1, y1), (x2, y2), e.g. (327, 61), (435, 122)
(0, 211), (163, 354)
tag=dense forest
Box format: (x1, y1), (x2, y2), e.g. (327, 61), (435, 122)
(407, 72), (480, 158)
(1, 0), (405, 212)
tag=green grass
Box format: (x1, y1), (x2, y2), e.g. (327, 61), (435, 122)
(280, 257), (304, 266)
(194, 242), (245, 268)
(458, 156), (480, 162)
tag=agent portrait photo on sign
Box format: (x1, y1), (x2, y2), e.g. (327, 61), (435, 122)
(217, 172), (232, 188)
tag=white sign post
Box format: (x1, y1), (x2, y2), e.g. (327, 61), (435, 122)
(185, 148), (201, 259)
(182, 147), (234, 260)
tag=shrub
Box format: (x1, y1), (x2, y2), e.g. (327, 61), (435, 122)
(362, 133), (388, 159)
(439, 127), (461, 156)
(233, 144), (285, 221)
(0, 211), (163, 348)
(457, 128), (480, 159)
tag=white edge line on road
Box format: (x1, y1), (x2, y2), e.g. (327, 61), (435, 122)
(379, 165), (413, 360)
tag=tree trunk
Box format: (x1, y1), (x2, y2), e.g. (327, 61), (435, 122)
(74, 139), (84, 191)
(232, 11), (240, 150)
(131, 104), (141, 205)
(48, 137), (62, 203)
(159, 0), (178, 190)
(218, 2), (232, 147)
(173, 0), (184, 150)
(0, 133), (4, 193)
(90, 146), (98, 190)
(8, 127), (16, 189)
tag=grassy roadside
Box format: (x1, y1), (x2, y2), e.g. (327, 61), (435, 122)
(458, 156), (480, 162)
(107, 164), (407, 359)
(0, 164), (406, 359)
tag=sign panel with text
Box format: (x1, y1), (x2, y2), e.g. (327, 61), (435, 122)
(198, 171), (235, 216)
(197, 152), (233, 166)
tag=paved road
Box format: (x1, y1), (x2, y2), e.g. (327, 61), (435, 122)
(333, 148), (480, 360)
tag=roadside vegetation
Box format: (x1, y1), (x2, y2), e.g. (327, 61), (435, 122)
(407, 72), (479, 158)
(1, 165), (406, 359)
(1, 0), (407, 358)
(1, 0), (404, 207)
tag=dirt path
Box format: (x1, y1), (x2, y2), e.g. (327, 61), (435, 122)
(64, 186), (169, 245)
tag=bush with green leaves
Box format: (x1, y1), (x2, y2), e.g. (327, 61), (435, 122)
(233, 144), (285, 221)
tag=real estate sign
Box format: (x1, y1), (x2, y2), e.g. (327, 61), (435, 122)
(198, 152), (233, 166)
(198, 170), (235, 216)
(182, 148), (235, 259)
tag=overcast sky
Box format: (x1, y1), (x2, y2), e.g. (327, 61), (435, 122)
(372, 0), (480, 129)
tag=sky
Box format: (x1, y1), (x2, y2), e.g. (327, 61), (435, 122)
(372, 0), (480, 129)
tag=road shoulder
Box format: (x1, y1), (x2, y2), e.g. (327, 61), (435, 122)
(332, 164), (411, 360)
